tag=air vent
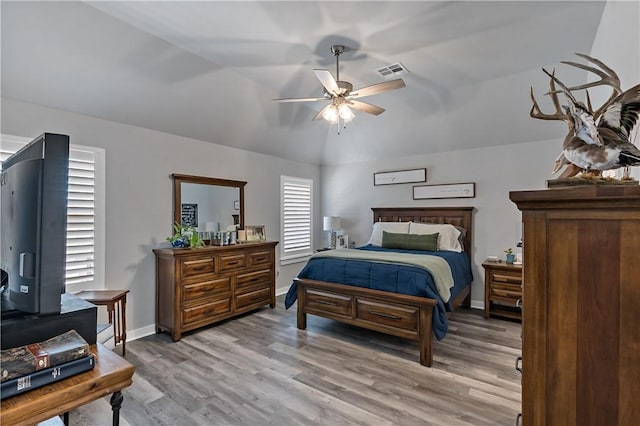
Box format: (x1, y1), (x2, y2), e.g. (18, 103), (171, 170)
(376, 62), (408, 78)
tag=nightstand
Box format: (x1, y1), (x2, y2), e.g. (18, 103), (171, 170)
(482, 260), (522, 321)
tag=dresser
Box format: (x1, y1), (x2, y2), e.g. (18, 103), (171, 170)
(482, 260), (522, 321)
(153, 241), (278, 341)
(510, 186), (640, 426)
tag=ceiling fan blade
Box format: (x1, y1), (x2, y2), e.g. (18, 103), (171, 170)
(312, 104), (334, 121)
(273, 96), (327, 103)
(347, 100), (386, 115)
(313, 69), (340, 96)
(350, 79), (406, 99)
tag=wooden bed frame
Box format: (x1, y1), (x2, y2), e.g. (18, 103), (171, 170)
(295, 207), (474, 367)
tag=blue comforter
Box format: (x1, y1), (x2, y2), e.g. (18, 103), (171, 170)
(284, 245), (473, 340)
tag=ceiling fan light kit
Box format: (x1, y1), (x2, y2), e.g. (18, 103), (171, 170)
(273, 44), (406, 133)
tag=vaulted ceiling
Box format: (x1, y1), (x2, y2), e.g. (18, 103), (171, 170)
(1, 1), (613, 165)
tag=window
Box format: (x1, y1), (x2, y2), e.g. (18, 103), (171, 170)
(280, 176), (312, 264)
(1, 134), (105, 292)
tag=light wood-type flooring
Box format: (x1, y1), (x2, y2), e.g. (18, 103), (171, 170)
(69, 296), (522, 426)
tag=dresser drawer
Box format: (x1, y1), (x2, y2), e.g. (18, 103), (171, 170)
(182, 277), (231, 304)
(490, 270), (522, 285)
(356, 299), (418, 332)
(219, 254), (246, 271)
(305, 289), (352, 317)
(181, 257), (214, 279)
(236, 269), (272, 289)
(248, 250), (272, 267)
(490, 283), (522, 299)
(182, 298), (231, 325)
(236, 287), (271, 310)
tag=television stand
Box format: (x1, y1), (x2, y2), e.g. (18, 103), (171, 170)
(0, 293), (97, 349)
(0, 307), (28, 321)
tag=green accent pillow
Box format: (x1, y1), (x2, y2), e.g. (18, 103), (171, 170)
(381, 231), (439, 251)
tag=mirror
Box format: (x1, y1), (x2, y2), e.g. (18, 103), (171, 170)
(172, 174), (246, 239)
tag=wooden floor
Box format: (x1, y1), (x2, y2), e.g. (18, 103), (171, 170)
(70, 296), (522, 426)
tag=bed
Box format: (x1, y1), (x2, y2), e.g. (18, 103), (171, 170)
(285, 207), (474, 367)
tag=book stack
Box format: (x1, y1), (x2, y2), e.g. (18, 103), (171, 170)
(0, 330), (95, 399)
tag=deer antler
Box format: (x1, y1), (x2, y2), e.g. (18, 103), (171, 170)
(530, 69), (571, 125)
(557, 53), (621, 119)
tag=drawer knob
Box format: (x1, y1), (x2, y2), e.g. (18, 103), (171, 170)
(192, 265), (207, 271)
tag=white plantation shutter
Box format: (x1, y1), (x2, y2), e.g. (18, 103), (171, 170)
(66, 148), (96, 285)
(1, 135), (104, 290)
(281, 176), (313, 263)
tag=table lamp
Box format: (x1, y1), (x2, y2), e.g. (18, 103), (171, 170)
(323, 216), (341, 249)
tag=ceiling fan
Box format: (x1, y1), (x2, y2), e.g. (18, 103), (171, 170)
(273, 45), (406, 127)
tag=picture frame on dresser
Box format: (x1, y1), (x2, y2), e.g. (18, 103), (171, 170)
(245, 225), (266, 241)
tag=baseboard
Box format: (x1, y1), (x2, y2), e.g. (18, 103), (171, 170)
(124, 324), (156, 343)
(470, 300), (484, 310)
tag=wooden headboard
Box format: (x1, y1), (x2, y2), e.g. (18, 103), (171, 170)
(371, 207), (474, 259)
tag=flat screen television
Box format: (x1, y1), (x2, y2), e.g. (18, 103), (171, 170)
(1, 133), (69, 316)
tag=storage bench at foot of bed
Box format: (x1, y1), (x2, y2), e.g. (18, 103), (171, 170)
(295, 278), (437, 367)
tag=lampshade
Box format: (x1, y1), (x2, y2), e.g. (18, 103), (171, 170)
(338, 104), (354, 122)
(322, 105), (339, 123)
(323, 216), (341, 231)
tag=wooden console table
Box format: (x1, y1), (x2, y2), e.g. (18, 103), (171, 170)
(0, 343), (135, 426)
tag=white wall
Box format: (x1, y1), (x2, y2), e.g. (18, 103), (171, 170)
(1, 97), (321, 338)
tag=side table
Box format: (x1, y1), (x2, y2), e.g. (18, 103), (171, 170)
(75, 290), (129, 355)
(0, 343), (134, 426)
(482, 260), (522, 321)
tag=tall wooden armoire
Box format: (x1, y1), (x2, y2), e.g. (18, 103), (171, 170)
(510, 185), (640, 426)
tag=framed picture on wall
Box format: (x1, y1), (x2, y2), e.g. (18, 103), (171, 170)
(374, 168), (427, 186)
(412, 182), (476, 199)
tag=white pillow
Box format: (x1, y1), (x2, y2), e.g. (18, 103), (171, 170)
(367, 222), (410, 246)
(409, 222), (462, 252)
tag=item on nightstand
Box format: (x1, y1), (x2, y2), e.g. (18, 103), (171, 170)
(504, 248), (515, 264)
(515, 240), (523, 265)
(323, 216), (341, 249)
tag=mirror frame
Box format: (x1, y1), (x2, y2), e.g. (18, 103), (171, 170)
(172, 173), (246, 232)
